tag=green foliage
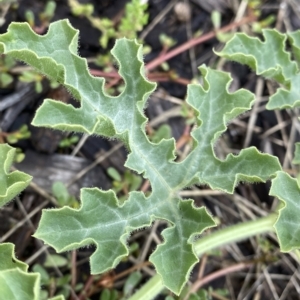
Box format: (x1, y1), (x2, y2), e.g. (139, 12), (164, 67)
(107, 167), (143, 202)
(211, 10), (234, 42)
(69, 0), (148, 48)
(159, 34), (177, 50)
(0, 243), (64, 300)
(217, 29), (300, 110)
(68, 0), (94, 17)
(39, 1), (56, 24)
(0, 146), (64, 299)
(25, 0), (56, 29)
(0, 243), (27, 271)
(0, 55), (14, 87)
(188, 290), (208, 300)
(107, 167), (122, 182)
(123, 271), (143, 298)
(100, 288), (119, 300)
(0, 144), (31, 206)
(247, 0), (276, 33)
(0, 20), (283, 295)
(149, 124), (172, 143)
(2, 17), (300, 299)
(118, 0), (149, 40)
(44, 254), (69, 268)
(32, 259), (72, 300)
(19, 69), (59, 92)
(19, 70), (44, 93)
(58, 135), (79, 148)
(270, 171), (300, 251)
(5, 124), (31, 144)
(3, 124), (31, 163)
(52, 181), (78, 208)
(217, 29), (300, 262)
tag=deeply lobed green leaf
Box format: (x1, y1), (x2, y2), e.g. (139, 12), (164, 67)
(270, 172), (300, 251)
(0, 243), (27, 272)
(0, 243), (64, 300)
(0, 144), (32, 206)
(0, 20), (282, 294)
(217, 29), (300, 110)
(0, 269), (40, 300)
(0, 144), (62, 299)
(218, 28), (300, 256)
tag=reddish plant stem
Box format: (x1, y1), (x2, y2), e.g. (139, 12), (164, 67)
(71, 250), (77, 299)
(110, 261), (151, 282)
(140, 179), (150, 193)
(78, 261), (151, 299)
(78, 275), (95, 300)
(90, 15), (255, 89)
(91, 68), (191, 86)
(172, 77), (190, 85)
(105, 77), (122, 89)
(0, 132), (8, 137)
(151, 76), (190, 85)
(176, 125), (192, 150)
(185, 262), (253, 300)
(145, 15), (257, 71)
(197, 254), (208, 280)
(90, 69), (121, 78)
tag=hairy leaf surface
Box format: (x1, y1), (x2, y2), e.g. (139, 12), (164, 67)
(217, 29), (300, 110)
(270, 172), (300, 251)
(0, 144), (32, 206)
(0, 20), (282, 294)
(0, 243), (27, 271)
(0, 243), (64, 300)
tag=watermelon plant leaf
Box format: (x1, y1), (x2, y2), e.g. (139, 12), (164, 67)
(0, 20), (282, 294)
(270, 171), (300, 251)
(0, 144), (32, 206)
(217, 29), (300, 110)
(184, 66), (281, 192)
(0, 243), (27, 271)
(288, 31), (300, 66)
(0, 162), (63, 299)
(0, 243), (64, 300)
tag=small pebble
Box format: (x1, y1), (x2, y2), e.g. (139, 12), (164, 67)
(174, 2), (191, 22)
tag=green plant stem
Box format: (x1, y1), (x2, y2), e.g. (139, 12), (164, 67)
(128, 213), (277, 300)
(194, 213), (277, 256)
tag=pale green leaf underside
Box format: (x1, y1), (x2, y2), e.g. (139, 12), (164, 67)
(270, 172), (300, 251)
(0, 243), (64, 300)
(0, 144), (32, 206)
(217, 29), (300, 110)
(0, 20), (281, 294)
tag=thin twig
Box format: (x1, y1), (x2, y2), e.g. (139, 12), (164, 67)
(71, 250), (77, 299)
(78, 275), (95, 300)
(185, 262), (253, 300)
(145, 15), (257, 71)
(66, 143), (123, 187)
